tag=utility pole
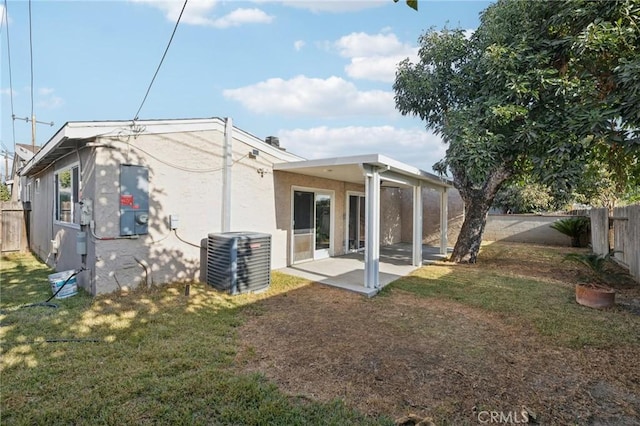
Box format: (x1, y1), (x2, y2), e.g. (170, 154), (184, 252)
(31, 114), (36, 151)
(12, 114), (53, 150)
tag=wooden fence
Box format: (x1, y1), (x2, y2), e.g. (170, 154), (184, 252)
(0, 201), (28, 253)
(590, 205), (640, 284)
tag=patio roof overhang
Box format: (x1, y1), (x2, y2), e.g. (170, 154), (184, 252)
(274, 154), (453, 294)
(273, 154), (452, 189)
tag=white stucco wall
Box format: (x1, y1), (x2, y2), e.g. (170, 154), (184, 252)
(26, 148), (95, 292)
(484, 214), (573, 246)
(88, 128), (292, 294)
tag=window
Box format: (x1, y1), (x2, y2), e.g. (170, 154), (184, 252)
(55, 165), (79, 223)
(35, 178), (40, 194)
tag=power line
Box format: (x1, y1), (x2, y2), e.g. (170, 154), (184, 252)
(3, 0), (16, 151)
(133, 0), (188, 121)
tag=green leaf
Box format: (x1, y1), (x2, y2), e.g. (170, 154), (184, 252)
(394, 0), (418, 11)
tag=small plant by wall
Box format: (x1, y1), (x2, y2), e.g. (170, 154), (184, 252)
(550, 216), (590, 247)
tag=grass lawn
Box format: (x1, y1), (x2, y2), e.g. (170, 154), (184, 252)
(390, 242), (640, 349)
(0, 254), (387, 425)
(2, 242), (639, 425)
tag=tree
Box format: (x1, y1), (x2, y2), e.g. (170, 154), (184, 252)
(492, 181), (555, 214)
(393, 0), (418, 11)
(573, 140), (640, 209)
(394, 0), (639, 263)
(0, 182), (10, 201)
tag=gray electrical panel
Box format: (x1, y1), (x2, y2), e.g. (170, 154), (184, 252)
(120, 165), (149, 236)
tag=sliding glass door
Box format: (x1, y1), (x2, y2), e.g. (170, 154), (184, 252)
(347, 193), (365, 252)
(293, 190), (332, 262)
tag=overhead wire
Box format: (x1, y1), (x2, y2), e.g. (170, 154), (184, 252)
(127, 140), (249, 173)
(133, 0), (188, 121)
(3, 0), (16, 150)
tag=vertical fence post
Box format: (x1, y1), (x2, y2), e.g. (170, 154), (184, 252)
(590, 208), (609, 256)
(628, 205), (640, 282)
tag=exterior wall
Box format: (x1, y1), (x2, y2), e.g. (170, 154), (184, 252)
(400, 187), (464, 247)
(90, 129), (288, 294)
(24, 122), (463, 295)
(381, 188), (403, 246)
(272, 174), (417, 262)
(27, 149), (94, 291)
(274, 171), (365, 264)
(483, 214), (572, 246)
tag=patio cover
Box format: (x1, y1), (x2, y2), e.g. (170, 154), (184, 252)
(274, 154), (454, 290)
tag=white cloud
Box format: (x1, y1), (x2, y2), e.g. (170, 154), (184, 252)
(223, 75), (396, 117)
(280, 1), (386, 13)
(212, 8), (273, 28)
(0, 88), (17, 97)
(278, 125), (446, 171)
(333, 32), (418, 82)
(345, 54), (414, 82)
(335, 32), (407, 57)
(36, 88), (64, 109)
(0, 5), (10, 25)
(130, 0), (216, 25)
(130, 0), (272, 28)
(294, 40), (305, 51)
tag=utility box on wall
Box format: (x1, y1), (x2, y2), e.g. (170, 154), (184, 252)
(120, 165), (149, 236)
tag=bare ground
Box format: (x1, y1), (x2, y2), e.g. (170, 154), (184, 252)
(233, 251), (640, 425)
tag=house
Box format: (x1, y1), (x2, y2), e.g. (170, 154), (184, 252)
(20, 118), (463, 296)
(6, 143), (39, 202)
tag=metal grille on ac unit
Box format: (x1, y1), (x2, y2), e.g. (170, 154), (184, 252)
(206, 232), (271, 295)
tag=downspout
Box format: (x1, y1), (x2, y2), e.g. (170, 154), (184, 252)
(222, 117), (233, 232)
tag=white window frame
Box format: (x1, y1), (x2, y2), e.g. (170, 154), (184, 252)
(54, 163), (80, 228)
(25, 182), (31, 202)
(290, 185), (335, 264)
(345, 191), (366, 253)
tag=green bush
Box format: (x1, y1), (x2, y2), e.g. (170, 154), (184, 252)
(550, 216), (590, 247)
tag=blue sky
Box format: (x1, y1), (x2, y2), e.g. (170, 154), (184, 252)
(1, 0), (491, 177)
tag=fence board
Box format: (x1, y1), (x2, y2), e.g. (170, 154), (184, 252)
(0, 202), (27, 253)
(628, 205), (639, 281)
(590, 204), (640, 284)
(613, 206), (628, 266)
(590, 208), (609, 256)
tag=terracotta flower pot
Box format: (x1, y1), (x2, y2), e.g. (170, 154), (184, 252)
(575, 284), (615, 309)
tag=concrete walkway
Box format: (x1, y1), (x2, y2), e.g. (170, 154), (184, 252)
(277, 244), (449, 297)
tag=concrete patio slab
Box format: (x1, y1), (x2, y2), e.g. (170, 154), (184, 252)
(277, 244), (449, 297)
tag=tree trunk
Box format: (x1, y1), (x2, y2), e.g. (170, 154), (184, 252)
(450, 166), (511, 263)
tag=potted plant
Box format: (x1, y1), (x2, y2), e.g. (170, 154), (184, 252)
(563, 251), (617, 308)
(551, 216), (590, 247)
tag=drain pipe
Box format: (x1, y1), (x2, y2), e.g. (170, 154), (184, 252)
(222, 117), (233, 233)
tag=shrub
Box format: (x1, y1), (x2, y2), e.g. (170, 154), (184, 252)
(550, 216), (589, 247)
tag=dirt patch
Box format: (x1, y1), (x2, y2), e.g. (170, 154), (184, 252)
(233, 284), (640, 424)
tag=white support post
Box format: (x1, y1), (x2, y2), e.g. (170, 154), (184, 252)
(440, 188), (448, 255)
(364, 166), (380, 289)
(412, 183), (423, 266)
(222, 117), (233, 232)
